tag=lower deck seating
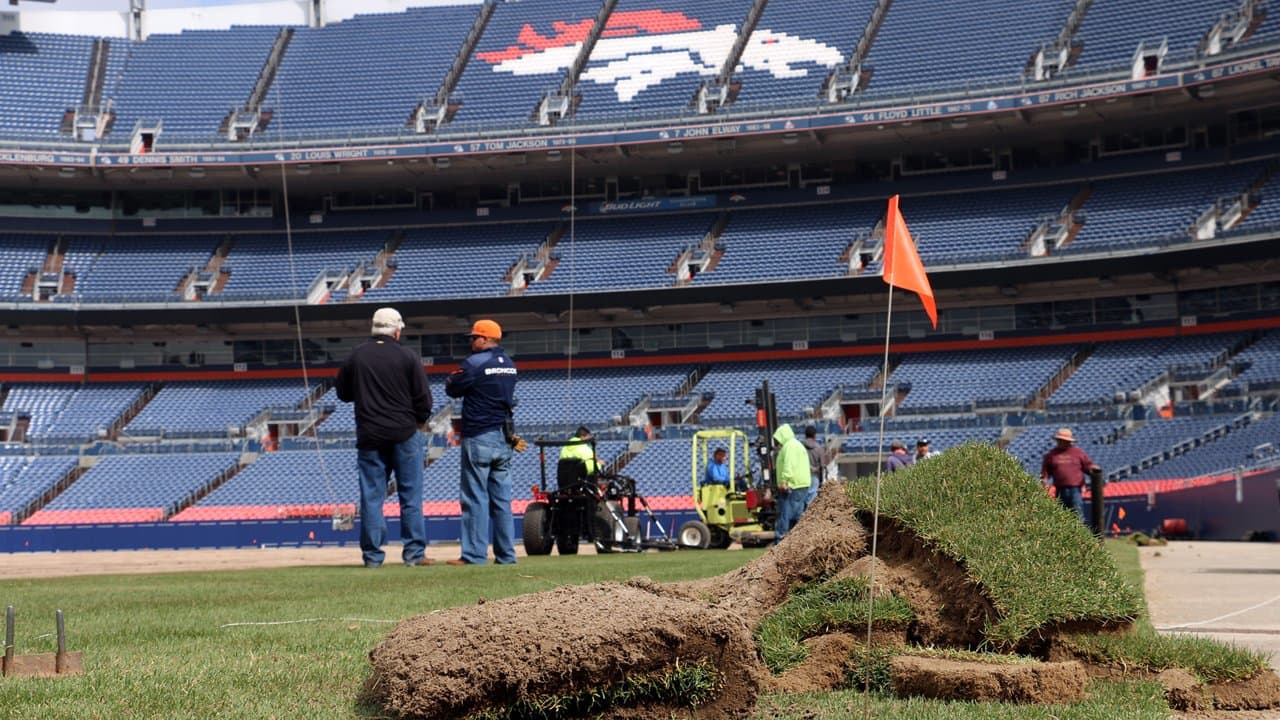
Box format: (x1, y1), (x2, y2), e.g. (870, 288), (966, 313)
(1126, 414), (1280, 480)
(124, 381), (319, 438)
(0, 455), (78, 524)
(175, 448), (359, 520)
(24, 452), (239, 525)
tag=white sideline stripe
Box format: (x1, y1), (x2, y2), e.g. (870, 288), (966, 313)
(1155, 592), (1280, 631)
(220, 616), (397, 628)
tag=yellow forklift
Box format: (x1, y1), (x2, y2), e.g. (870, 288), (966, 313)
(677, 382), (780, 548)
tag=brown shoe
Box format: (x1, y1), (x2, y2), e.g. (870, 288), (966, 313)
(403, 557), (435, 567)
(445, 558), (470, 566)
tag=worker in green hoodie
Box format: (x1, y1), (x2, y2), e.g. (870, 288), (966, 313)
(772, 423), (811, 542)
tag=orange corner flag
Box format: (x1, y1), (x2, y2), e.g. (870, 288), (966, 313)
(882, 194), (937, 329)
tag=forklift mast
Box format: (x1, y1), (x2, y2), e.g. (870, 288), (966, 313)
(753, 380), (778, 490)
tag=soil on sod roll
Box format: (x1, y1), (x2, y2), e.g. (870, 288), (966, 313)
(769, 633), (860, 694)
(890, 655), (1089, 704)
(368, 580), (765, 720)
(1208, 671), (1280, 711)
(665, 481), (867, 624)
(1159, 668), (1209, 711)
(836, 522), (996, 647)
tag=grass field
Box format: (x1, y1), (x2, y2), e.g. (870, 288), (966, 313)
(0, 541), (1261, 719)
(1, 552), (760, 719)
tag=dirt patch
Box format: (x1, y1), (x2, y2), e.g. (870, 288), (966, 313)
(890, 655), (1088, 704)
(367, 579), (765, 720)
(851, 516), (997, 648)
(769, 633), (859, 694)
(1159, 668), (1209, 711)
(1210, 670), (1280, 710)
(768, 628), (908, 696)
(667, 481), (866, 626)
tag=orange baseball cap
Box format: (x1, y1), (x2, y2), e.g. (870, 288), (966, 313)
(469, 319), (502, 340)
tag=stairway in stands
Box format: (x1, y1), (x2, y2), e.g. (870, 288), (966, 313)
(13, 465), (86, 525)
(414, 0), (498, 131)
(23, 237), (75, 302)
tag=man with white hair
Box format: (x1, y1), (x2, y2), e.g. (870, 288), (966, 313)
(336, 307), (433, 568)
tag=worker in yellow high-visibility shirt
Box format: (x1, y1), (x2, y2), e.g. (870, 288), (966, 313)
(560, 425), (599, 476)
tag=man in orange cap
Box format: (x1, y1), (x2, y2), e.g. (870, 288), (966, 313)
(444, 319), (518, 565)
(1041, 427), (1101, 522)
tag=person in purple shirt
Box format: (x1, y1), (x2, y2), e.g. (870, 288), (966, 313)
(1041, 427), (1101, 522)
(884, 440), (914, 473)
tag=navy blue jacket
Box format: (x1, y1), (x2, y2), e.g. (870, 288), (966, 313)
(444, 345), (517, 438)
(335, 334), (432, 450)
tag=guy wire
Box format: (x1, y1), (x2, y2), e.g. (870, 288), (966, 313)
(272, 75), (339, 511)
(563, 138), (576, 436)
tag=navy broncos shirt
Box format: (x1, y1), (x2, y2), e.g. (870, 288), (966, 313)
(444, 345), (517, 438)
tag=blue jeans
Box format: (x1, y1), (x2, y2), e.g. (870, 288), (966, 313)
(803, 475), (819, 511)
(774, 486), (808, 542)
(1056, 485), (1085, 522)
(357, 432), (426, 566)
(459, 429), (516, 564)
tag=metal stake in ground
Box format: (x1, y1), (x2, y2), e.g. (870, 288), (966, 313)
(55, 610), (66, 675)
(0, 606), (83, 678)
(3, 605), (12, 677)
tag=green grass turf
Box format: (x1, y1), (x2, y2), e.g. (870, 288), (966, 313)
(472, 659), (721, 720)
(0, 551), (762, 720)
(753, 679), (1173, 720)
(847, 443), (1144, 647)
(754, 577), (916, 673)
(1060, 540), (1271, 682)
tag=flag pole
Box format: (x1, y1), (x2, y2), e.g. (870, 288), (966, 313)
(862, 265), (895, 715)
